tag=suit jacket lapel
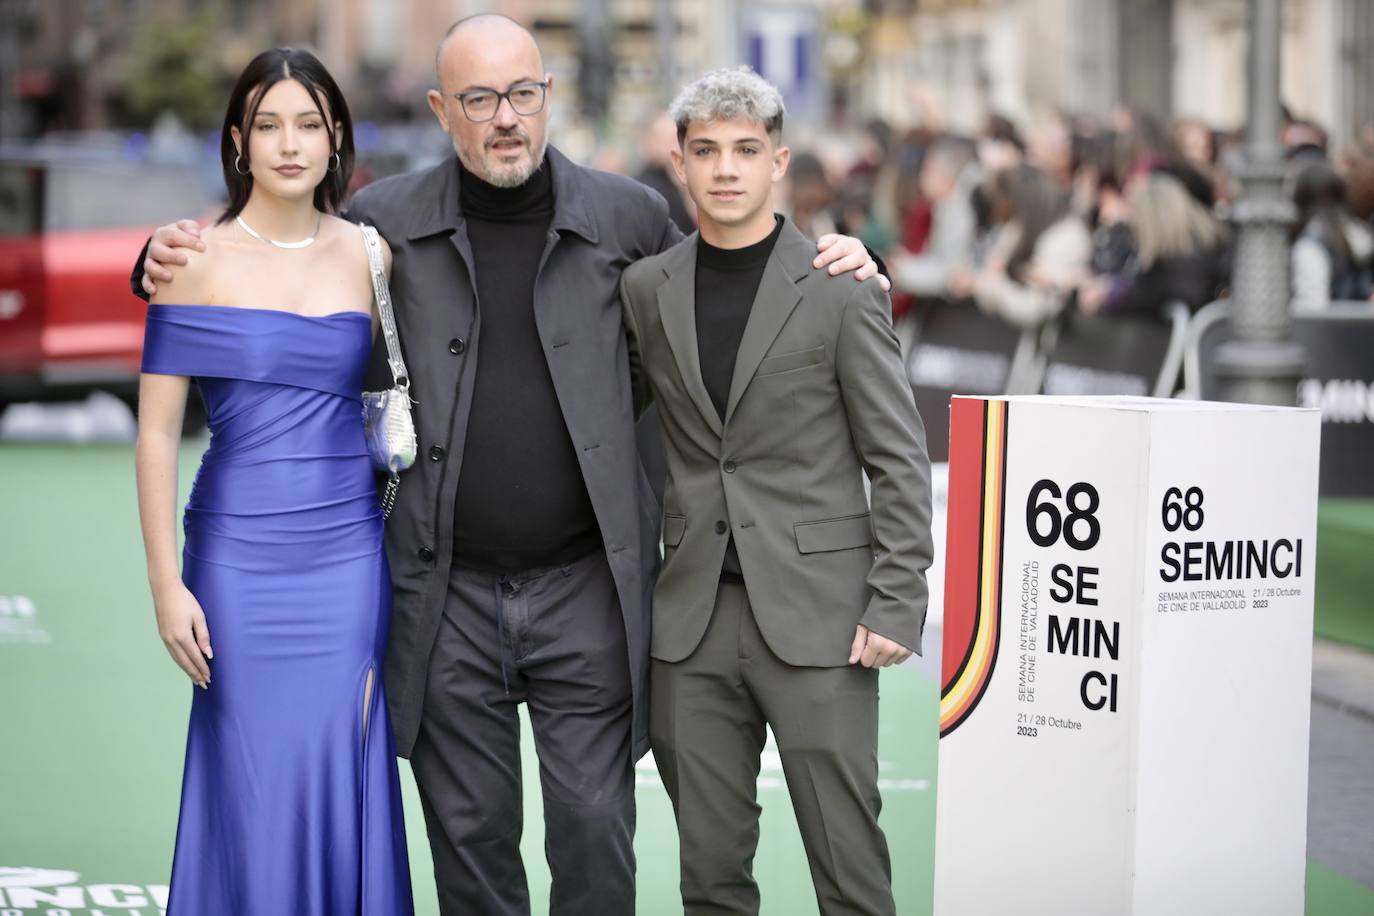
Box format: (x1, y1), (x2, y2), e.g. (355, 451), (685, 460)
(656, 237), (725, 438)
(723, 220), (811, 424)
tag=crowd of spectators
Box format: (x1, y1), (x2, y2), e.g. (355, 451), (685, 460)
(873, 105), (1374, 325)
(634, 101), (1374, 328)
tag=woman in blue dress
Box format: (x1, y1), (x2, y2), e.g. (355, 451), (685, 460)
(134, 48), (413, 914)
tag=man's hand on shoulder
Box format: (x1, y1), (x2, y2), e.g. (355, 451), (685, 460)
(814, 234), (891, 293)
(142, 219), (207, 297)
(147, 225), (218, 306)
(849, 624), (913, 668)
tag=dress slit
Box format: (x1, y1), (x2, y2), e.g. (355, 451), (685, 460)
(358, 662), (374, 913)
(361, 664), (376, 749)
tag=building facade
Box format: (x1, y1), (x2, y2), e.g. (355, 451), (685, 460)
(5, 0), (1372, 150)
(861, 0), (1374, 144)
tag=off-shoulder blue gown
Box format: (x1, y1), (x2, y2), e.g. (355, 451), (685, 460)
(141, 304), (413, 915)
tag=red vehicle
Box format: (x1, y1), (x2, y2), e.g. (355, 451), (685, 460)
(0, 145), (218, 420)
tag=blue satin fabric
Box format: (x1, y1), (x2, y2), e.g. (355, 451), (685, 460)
(142, 304), (413, 915)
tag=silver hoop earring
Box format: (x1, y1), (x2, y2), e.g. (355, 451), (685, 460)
(234, 155), (250, 176)
(328, 153), (341, 172)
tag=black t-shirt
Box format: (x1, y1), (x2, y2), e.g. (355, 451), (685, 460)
(451, 159), (602, 572)
(694, 214), (784, 577)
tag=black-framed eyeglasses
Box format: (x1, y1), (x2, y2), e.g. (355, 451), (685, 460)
(451, 81), (549, 122)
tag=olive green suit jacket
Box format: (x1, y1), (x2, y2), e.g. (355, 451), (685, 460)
(619, 217), (933, 666)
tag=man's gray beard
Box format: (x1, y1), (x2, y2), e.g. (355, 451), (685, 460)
(457, 137), (549, 188)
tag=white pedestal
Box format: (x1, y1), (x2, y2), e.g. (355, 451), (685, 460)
(934, 396), (1321, 916)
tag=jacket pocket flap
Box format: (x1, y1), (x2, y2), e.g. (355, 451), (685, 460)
(794, 513), (873, 553)
(758, 345), (825, 376)
(662, 514), (687, 547)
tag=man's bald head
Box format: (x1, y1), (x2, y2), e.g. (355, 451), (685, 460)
(426, 13), (552, 188)
(435, 14), (541, 87)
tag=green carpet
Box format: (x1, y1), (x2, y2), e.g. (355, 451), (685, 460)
(1316, 500), (1374, 652)
(0, 443), (1367, 914)
(1306, 861), (1374, 916)
(0, 443), (934, 914)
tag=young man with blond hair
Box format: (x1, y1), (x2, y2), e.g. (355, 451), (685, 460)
(619, 68), (934, 915)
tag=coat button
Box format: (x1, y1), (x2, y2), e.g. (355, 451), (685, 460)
(714, 519), (728, 535)
(723, 459), (737, 473)
(418, 546), (435, 563)
(429, 445), (445, 462)
(449, 338), (466, 355)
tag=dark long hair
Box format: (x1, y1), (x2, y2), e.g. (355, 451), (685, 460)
(1292, 161), (1355, 267)
(218, 48), (354, 224)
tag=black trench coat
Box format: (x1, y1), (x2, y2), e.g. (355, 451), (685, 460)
(348, 146), (681, 760)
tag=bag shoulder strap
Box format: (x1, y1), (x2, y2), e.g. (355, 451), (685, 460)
(359, 223), (408, 391)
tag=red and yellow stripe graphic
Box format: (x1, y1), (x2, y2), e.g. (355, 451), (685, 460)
(940, 398), (1009, 737)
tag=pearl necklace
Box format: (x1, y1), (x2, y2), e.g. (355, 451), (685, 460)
(235, 212), (321, 249)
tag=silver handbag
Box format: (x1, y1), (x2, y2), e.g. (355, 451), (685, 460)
(359, 223), (416, 519)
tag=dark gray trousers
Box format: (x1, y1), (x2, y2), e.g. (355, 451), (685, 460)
(651, 580), (895, 916)
(410, 549), (636, 916)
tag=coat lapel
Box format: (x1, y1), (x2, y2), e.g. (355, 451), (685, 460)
(723, 220), (812, 424)
(656, 236), (725, 439)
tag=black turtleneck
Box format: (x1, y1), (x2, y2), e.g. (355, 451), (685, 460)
(451, 158), (602, 573)
(696, 214), (784, 418)
(695, 213), (784, 579)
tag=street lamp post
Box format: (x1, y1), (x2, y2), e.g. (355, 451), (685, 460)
(0, 5), (22, 141)
(655, 0), (676, 106)
(577, 0), (615, 135)
(1215, 0), (1304, 405)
